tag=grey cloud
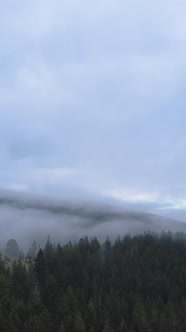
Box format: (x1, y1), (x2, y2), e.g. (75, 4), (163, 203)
(0, 1), (185, 210)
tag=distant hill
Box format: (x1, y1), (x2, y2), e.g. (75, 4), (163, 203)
(0, 189), (185, 249)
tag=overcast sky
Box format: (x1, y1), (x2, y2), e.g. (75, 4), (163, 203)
(0, 0), (186, 212)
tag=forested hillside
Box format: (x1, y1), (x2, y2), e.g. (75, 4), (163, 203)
(1, 232), (186, 331)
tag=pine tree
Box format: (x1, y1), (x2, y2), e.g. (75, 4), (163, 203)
(34, 249), (47, 288)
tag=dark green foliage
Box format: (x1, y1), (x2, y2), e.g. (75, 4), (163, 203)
(1, 232), (186, 330)
(34, 249), (47, 287)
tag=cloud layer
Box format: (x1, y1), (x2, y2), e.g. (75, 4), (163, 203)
(0, 1), (186, 213)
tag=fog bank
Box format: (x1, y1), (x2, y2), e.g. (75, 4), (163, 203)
(0, 190), (185, 250)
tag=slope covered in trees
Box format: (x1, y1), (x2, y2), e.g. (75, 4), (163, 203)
(0, 232), (186, 331)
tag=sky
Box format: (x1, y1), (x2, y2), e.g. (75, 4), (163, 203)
(0, 0), (186, 216)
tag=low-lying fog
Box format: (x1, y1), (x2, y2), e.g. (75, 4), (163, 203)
(0, 190), (186, 250)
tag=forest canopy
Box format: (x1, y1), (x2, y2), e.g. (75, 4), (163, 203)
(0, 232), (186, 331)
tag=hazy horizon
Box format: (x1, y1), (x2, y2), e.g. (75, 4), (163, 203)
(0, 189), (185, 252)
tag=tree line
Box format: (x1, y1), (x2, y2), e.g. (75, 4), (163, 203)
(0, 232), (186, 331)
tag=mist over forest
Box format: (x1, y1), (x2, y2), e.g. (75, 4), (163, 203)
(1, 1), (186, 330)
(0, 189), (186, 251)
